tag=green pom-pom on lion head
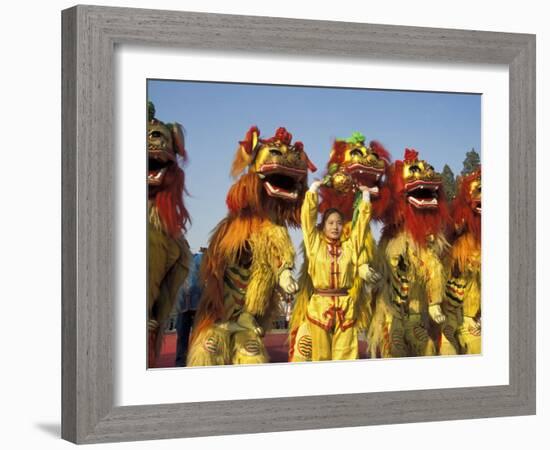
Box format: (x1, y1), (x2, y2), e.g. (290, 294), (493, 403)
(337, 131), (366, 145)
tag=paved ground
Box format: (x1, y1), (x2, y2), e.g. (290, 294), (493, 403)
(154, 330), (368, 368)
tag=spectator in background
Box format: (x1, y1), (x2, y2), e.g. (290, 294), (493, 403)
(175, 248), (205, 366)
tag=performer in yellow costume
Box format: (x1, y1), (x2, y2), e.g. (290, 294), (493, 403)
(289, 133), (391, 362)
(439, 167), (481, 355)
(301, 180), (372, 361)
(368, 149), (449, 358)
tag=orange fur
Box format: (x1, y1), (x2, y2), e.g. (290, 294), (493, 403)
(226, 171), (304, 226)
(449, 233), (479, 274)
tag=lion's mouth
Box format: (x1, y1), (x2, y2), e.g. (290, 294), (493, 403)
(346, 163), (384, 197)
(405, 179), (440, 209)
(148, 150), (174, 186)
(473, 199), (482, 214)
(258, 163), (306, 201)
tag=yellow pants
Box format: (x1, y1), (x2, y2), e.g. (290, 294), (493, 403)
(290, 321), (313, 362)
(306, 295), (359, 361)
(382, 313), (436, 358)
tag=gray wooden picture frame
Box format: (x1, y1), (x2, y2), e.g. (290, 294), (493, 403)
(61, 4), (536, 444)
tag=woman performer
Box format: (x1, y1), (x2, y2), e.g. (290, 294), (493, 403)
(301, 180), (372, 360)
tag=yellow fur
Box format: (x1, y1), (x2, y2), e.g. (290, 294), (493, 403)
(245, 223), (295, 317)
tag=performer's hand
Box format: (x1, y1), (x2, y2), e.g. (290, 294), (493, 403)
(358, 184), (371, 203)
(464, 316), (481, 336)
(279, 269), (299, 294)
(429, 304), (446, 324)
(358, 264), (382, 283)
(309, 180), (323, 193)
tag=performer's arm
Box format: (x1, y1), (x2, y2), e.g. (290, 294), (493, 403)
(349, 187), (372, 260)
(300, 181), (322, 258)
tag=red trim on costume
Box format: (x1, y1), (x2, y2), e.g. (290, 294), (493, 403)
(306, 307), (356, 332)
(307, 312), (333, 332)
(288, 327), (298, 361)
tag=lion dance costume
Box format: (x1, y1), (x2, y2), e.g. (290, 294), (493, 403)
(187, 126), (316, 366)
(368, 148), (449, 358)
(289, 132), (391, 362)
(147, 102), (191, 367)
(440, 167), (482, 355)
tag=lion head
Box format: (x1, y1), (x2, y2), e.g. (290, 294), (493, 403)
(147, 101), (190, 237)
(381, 148), (449, 245)
(226, 126), (316, 226)
(319, 132), (391, 221)
(451, 167), (481, 240)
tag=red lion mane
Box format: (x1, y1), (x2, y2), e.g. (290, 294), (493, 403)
(153, 164), (190, 238)
(381, 157), (450, 245)
(151, 123), (190, 239)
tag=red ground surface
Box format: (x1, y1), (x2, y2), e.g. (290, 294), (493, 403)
(154, 331), (368, 368)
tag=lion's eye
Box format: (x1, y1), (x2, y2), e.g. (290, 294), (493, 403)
(269, 148), (283, 156)
(371, 152), (379, 159)
(350, 149), (363, 157)
(150, 131), (162, 138)
(409, 165), (420, 173)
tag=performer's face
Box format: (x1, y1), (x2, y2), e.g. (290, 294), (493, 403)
(323, 212), (344, 241)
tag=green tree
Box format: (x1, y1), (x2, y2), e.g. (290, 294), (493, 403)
(441, 164), (457, 200)
(461, 148), (481, 176)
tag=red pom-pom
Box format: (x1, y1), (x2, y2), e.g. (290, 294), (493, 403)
(404, 148), (419, 162)
(274, 127), (292, 145)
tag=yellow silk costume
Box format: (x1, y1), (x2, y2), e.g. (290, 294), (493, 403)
(301, 190), (371, 360)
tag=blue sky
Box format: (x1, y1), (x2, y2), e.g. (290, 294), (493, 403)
(147, 79), (481, 255)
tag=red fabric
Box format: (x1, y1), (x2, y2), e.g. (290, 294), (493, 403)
(154, 164), (190, 237)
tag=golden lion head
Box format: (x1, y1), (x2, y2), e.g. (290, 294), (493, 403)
(226, 126), (316, 224)
(230, 126), (316, 201)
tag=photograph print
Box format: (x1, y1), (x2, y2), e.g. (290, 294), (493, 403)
(146, 79), (482, 369)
